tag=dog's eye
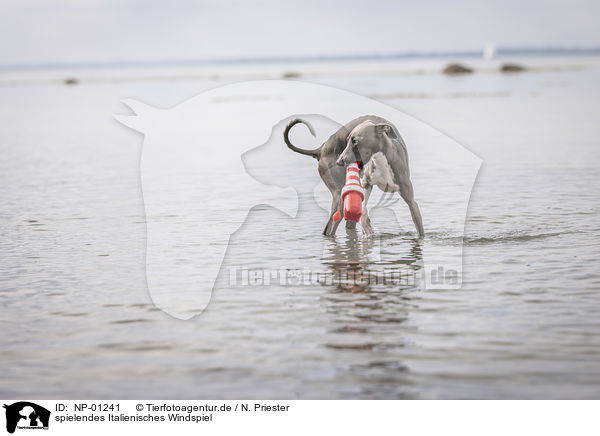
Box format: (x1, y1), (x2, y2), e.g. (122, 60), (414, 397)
(351, 137), (357, 145)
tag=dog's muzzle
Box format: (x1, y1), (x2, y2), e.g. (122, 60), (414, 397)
(336, 159), (363, 168)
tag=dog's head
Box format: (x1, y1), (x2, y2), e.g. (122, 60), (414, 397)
(336, 120), (397, 168)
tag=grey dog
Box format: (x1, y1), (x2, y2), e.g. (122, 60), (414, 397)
(284, 115), (424, 237)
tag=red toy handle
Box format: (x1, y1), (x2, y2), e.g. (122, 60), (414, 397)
(344, 189), (363, 222)
(333, 162), (364, 223)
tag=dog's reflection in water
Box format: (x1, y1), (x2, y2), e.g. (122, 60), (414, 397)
(321, 226), (423, 294)
(318, 228), (424, 379)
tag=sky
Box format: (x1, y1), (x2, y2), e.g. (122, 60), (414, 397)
(1, 0), (599, 66)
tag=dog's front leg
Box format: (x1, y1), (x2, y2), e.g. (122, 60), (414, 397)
(360, 185), (374, 236)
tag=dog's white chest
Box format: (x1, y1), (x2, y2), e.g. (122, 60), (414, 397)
(362, 152), (399, 192)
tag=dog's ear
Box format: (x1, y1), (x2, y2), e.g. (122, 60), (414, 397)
(374, 123), (397, 139)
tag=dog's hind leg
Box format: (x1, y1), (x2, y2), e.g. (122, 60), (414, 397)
(398, 181), (424, 238)
(323, 192), (342, 236)
(330, 214), (343, 235)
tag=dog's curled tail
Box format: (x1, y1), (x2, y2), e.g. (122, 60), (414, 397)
(283, 118), (321, 159)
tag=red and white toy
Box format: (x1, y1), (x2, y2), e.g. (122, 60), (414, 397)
(333, 162), (365, 223)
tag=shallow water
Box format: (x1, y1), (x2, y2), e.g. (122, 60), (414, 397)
(1, 56), (599, 398)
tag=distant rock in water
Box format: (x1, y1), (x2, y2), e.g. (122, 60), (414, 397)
(501, 63), (526, 73)
(282, 71), (301, 79)
(64, 78), (79, 85)
(443, 63), (473, 75)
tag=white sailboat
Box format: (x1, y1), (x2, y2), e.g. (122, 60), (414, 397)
(483, 41), (497, 60)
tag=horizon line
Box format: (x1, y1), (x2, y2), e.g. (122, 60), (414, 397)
(1, 46), (599, 72)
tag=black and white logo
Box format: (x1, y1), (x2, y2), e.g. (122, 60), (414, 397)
(3, 402), (50, 434)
